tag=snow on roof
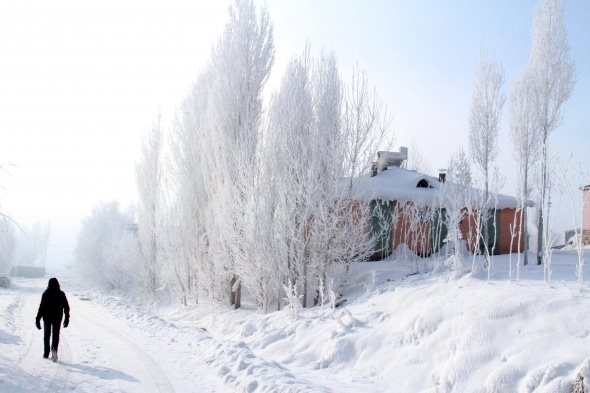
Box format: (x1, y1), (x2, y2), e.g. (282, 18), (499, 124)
(342, 166), (522, 209)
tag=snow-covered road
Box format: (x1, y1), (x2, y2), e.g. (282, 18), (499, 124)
(0, 279), (327, 393)
(0, 279), (221, 393)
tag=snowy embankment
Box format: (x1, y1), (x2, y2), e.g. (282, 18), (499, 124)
(162, 249), (590, 393)
(91, 296), (327, 393)
(3, 249), (590, 392)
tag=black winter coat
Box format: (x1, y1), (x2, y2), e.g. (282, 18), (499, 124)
(36, 278), (70, 323)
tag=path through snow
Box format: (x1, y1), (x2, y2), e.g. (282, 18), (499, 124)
(0, 279), (325, 393)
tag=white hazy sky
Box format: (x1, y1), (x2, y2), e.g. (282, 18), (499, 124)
(0, 0), (588, 268)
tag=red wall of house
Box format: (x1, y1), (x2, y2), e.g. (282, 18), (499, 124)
(459, 211), (479, 253)
(582, 188), (590, 245)
(496, 208), (525, 254)
(456, 208), (525, 255)
(390, 203), (433, 256)
(583, 188), (590, 231)
(385, 204), (525, 257)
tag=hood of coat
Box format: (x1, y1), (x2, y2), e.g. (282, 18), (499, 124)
(47, 277), (60, 291)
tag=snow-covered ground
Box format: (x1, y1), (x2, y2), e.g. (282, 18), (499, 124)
(2, 249), (590, 392)
(0, 279), (227, 393)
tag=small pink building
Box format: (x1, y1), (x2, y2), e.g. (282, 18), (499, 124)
(582, 185), (590, 245)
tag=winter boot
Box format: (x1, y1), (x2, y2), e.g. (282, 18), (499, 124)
(51, 349), (58, 362)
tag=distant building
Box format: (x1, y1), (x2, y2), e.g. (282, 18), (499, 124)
(564, 228), (580, 245)
(582, 185), (590, 246)
(10, 265), (46, 278)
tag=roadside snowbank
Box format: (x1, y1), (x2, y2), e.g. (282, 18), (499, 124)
(162, 249), (590, 392)
(87, 294), (328, 392)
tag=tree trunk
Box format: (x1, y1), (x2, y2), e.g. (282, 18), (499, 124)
(536, 203), (544, 265)
(151, 235), (157, 292)
(523, 167), (529, 266)
(234, 281), (241, 309)
(229, 275), (242, 309)
(483, 178), (490, 266)
(537, 135), (548, 265)
(302, 245), (308, 308)
(230, 276), (236, 305)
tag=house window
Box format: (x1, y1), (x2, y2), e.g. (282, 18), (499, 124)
(416, 179), (431, 188)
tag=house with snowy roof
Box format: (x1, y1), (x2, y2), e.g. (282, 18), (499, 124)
(346, 148), (526, 259)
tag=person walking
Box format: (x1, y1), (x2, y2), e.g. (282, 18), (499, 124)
(35, 277), (70, 361)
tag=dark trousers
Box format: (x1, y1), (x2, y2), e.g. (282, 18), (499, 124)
(43, 321), (61, 355)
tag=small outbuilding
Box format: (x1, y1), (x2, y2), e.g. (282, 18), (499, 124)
(9, 265), (46, 278)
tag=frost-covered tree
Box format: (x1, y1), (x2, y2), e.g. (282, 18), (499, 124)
(234, 157), (280, 312)
(529, 156), (560, 282)
(159, 192), (200, 306)
(342, 66), (393, 183)
(14, 221), (50, 267)
(309, 52), (348, 304)
(510, 68), (540, 266)
(206, 0), (274, 308)
(261, 51), (379, 311)
(235, 50), (348, 311)
(307, 53), (377, 306)
(168, 72), (212, 305)
(441, 149), (472, 270)
(448, 149), (472, 187)
(554, 158), (589, 289)
(406, 142), (432, 175)
(168, 0), (274, 308)
(136, 115), (164, 293)
(265, 50), (315, 309)
(146, 1), (391, 312)
(468, 48), (505, 261)
(0, 217), (16, 274)
(468, 48), (505, 205)
(75, 202), (140, 292)
(487, 169), (505, 280)
(528, 0), (576, 265)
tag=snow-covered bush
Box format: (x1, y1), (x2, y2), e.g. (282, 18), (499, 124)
(282, 282), (303, 320)
(13, 221), (50, 268)
(75, 201), (140, 293)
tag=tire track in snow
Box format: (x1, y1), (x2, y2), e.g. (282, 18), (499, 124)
(3, 294), (22, 334)
(76, 305), (175, 393)
(16, 294), (36, 365)
(46, 337), (72, 393)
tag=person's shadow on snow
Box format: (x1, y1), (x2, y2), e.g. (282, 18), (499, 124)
(62, 362), (139, 382)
